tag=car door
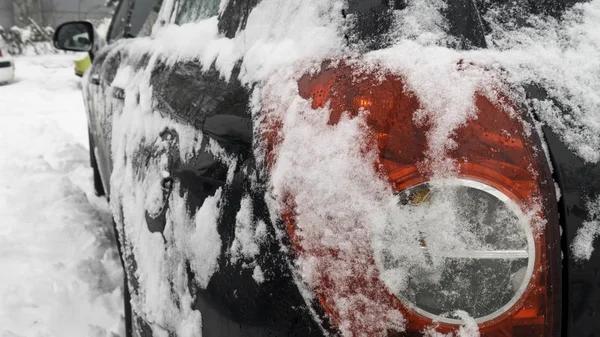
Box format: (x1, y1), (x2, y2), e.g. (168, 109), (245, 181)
(86, 0), (163, 196)
(85, 0), (132, 195)
(105, 0), (327, 336)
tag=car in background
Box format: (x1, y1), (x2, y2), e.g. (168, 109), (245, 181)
(74, 54), (91, 77)
(0, 44), (15, 84)
(68, 32), (93, 77)
(53, 0), (600, 336)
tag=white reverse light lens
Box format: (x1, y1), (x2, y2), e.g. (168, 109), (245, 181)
(374, 179), (535, 324)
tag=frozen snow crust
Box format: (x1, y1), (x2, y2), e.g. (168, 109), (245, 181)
(103, 0), (600, 336)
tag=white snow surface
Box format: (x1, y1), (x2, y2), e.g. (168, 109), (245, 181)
(0, 55), (124, 337)
(571, 196), (600, 261)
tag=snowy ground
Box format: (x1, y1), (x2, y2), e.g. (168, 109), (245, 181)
(0, 55), (124, 337)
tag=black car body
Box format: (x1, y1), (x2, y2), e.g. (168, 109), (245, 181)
(54, 0), (600, 336)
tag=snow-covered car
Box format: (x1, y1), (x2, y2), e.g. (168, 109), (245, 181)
(53, 0), (600, 336)
(0, 45), (15, 84)
(74, 54), (91, 77)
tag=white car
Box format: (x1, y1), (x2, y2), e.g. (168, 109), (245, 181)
(0, 44), (15, 84)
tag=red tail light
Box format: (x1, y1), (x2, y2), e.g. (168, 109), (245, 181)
(0, 48), (3, 57)
(264, 62), (560, 336)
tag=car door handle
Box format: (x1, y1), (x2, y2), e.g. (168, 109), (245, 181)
(90, 74), (100, 85)
(112, 87), (125, 100)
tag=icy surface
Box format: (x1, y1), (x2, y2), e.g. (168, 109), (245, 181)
(571, 196), (600, 261)
(0, 55), (124, 337)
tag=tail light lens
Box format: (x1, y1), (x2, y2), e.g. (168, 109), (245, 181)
(265, 62), (560, 336)
(385, 178), (535, 324)
(0, 48), (3, 57)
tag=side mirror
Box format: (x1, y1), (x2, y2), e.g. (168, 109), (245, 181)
(53, 21), (94, 52)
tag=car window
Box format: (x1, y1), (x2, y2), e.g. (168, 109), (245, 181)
(107, 0), (133, 42)
(345, 0), (413, 51)
(138, 9), (160, 37)
(176, 0), (220, 24)
(107, 0), (162, 41)
(217, 0), (259, 38)
(131, 0), (163, 37)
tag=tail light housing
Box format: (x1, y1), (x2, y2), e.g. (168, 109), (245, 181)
(264, 61), (561, 336)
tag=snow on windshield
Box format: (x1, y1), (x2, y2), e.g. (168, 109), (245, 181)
(106, 0), (600, 335)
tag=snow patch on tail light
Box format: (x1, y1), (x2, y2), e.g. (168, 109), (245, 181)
(262, 60), (560, 337)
